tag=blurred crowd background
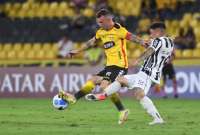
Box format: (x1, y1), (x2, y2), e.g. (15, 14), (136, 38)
(0, 0), (200, 67)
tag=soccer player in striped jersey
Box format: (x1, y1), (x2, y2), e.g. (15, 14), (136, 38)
(58, 9), (146, 124)
(86, 22), (174, 125)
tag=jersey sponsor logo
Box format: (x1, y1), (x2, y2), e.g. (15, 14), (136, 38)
(152, 38), (160, 48)
(103, 41), (115, 49)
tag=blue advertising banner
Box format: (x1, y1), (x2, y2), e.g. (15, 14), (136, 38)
(160, 66), (200, 98)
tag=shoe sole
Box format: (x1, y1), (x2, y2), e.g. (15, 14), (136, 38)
(149, 121), (165, 125)
(85, 94), (97, 101)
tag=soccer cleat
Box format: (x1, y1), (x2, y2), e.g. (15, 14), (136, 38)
(118, 109), (130, 125)
(85, 93), (107, 101)
(58, 90), (76, 104)
(149, 118), (164, 125)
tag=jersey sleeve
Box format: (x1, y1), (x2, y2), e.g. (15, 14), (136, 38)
(119, 27), (129, 39)
(149, 38), (162, 51)
(95, 30), (100, 40)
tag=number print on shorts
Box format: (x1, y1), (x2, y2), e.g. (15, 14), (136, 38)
(138, 80), (144, 85)
(118, 70), (124, 76)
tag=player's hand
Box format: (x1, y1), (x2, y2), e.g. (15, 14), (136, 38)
(68, 49), (80, 58)
(142, 40), (150, 48)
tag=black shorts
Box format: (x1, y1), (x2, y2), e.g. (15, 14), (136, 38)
(162, 63), (176, 80)
(96, 65), (128, 82)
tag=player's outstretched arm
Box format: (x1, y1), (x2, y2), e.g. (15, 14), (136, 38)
(132, 47), (155, 66)
(126, 32), (149, 47)
(69, 37), (97, 57)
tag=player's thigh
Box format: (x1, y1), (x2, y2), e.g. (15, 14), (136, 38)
(165, 64), (176, 80)
(99, 80), (110, 90)
(105, 66), (128, 82)
(97, 66), (128, 89)
(116, 76), (129, 86)
(94, 67), (108, 84)
(123, 74), (138, 89)
(124, 72), (152, 95)
(133, 87), (145, 100)
(168, 68), (176, 80)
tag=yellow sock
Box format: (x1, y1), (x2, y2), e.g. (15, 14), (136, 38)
(81, 80), (95, 94)
(110, 93), (120, 102)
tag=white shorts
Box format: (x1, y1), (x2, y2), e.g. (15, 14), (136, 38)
(124, 71), (152, 95)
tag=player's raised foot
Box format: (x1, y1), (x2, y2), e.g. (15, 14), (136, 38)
(149, 118), (164, 125)
(118, 109), (130, 125)
(85, 93), (106, 101)
(58, 90), (76, 104)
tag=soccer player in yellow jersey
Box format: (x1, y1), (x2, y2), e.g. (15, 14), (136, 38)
(59, 9), (145, 124)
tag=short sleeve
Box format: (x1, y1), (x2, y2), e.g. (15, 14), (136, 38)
(95, 30), (100, 40)
(149, 38), (162, 51)
(119, 27), (129, 39)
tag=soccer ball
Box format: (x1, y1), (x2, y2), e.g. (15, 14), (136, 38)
(52, 94), (68, 110)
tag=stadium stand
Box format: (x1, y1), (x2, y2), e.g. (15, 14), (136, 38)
(0, 0), (200, 67)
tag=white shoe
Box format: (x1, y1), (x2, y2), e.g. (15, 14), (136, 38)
(149, 118), (164, 125)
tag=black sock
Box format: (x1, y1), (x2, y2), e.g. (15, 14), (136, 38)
(114, 101), (125, 111)
(74, 91), (86, 100)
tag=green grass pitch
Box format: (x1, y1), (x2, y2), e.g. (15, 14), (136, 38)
(0, 98), (199, 135)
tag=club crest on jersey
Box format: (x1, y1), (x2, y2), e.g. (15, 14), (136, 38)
(106, 72), (112, 77)
(104, 41), (115, 49)
(152, 39), (160, 48)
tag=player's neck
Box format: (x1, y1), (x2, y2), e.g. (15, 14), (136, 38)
(158, 32), (166, 37)
(155, 33), (166, 38)
(105, 22), (114, 31)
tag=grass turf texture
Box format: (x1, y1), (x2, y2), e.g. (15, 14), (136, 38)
(0, 98), (199, 135)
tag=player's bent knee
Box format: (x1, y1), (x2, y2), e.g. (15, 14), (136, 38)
(99, 85), (107, 90)
(134, 88), (145, 100)
(116, 76), (128, 86)
(100, 80), (110, 90)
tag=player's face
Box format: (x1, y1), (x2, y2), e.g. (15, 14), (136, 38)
(149, 29), (157, 38)
(96, 16), (112, 30)
(150, 28), (163, 38)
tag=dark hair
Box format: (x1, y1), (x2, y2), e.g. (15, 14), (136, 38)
(96, 9), (112, 18)
(149, 22), (166, 30)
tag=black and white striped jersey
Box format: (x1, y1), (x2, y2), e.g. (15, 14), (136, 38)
(140, 37), (174, 84)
